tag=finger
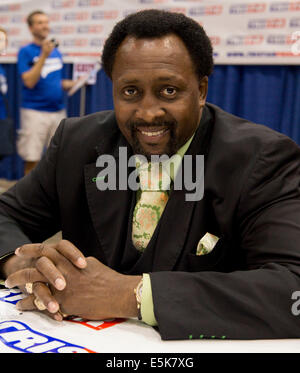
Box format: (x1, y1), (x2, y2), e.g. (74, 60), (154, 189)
(35, 256), (66, 291)
(16, 295), (63, 322)
(15, 244), (72, 272)
(15, 241), (87, 269)
(5, 268), (47, 289)
(55, 240), (87, 268)
(32, 282), (60, 314)
(17, 282), (61, 314)
(14, 243), (52, 259)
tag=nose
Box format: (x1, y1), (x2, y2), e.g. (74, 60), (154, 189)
(135, 94), (165, 123)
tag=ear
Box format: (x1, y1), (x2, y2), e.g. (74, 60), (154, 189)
(198, 76), (208, 108)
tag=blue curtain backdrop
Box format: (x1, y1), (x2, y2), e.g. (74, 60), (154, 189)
(0, 63), (299, 180)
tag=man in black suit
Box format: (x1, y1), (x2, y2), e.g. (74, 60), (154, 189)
(1, 10), (300, 340)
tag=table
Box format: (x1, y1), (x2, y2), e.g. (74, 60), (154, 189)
(0, 287), (299, 354)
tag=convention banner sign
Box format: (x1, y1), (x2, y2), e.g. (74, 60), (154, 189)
(0, 0), (299, 64)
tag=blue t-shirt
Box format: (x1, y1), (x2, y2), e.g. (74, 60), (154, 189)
(17, 43), (65, 112)
(0, 65), (7, 119)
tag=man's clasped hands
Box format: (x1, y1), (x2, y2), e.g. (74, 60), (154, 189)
(2, 240), (141, 321)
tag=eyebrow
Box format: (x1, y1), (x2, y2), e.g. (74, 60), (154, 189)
(118, 75), (184, 85)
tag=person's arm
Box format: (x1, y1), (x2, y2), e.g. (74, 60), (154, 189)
(149, 135), (300, 340)
(0, 116), (65, 269)
(0, 212), (32, 278)
(0, 120), (88, 319)
(21, 40), (55, 89)
(61, 79), (76, 91)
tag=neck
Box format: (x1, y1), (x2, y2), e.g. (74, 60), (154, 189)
(32, 36), (45, 46)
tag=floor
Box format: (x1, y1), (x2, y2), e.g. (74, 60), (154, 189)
(0, 178), (62, 244)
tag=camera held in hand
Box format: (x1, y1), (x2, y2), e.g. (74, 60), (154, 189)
(50, 38), (59, 48)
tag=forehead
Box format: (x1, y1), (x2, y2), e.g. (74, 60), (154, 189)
(31, 14), (49, 24)
(112, 34), (197, 82)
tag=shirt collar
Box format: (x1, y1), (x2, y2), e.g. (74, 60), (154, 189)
(134, 132), (195, 182)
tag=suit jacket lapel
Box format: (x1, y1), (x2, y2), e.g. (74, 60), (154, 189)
(152, 105), (214, 271)
(84, 115), (135, 268)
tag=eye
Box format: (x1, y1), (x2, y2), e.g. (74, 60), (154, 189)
(161, 87), (177, 97)
(123, 87), (138, 97)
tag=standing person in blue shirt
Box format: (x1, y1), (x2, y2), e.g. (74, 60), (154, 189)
(17, 10), (76, 175)
(0, 27), (8, 121)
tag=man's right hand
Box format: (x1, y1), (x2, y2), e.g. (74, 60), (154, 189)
(41, 39), (55, 58)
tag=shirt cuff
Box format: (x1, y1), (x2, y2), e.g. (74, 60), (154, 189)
(140, 273), (158, 326)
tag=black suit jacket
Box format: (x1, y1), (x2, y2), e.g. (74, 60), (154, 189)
(1, 103), (300, 340)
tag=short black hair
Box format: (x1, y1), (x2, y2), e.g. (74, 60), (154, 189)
(101, 9), (213, 81)
(27, 10), (47, 27)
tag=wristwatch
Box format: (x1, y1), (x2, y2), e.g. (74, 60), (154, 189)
(134, 278), (143, 320)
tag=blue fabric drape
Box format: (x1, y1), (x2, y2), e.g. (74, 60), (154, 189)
(0, 64), (299, 180)
(207, 65), (300, 141)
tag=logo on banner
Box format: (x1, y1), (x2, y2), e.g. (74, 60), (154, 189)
(0, 321), (95, 353)
(0, 4), (20, 12)
(267, 34), (295, 45)
(78, 0), (104, 5)
(64, 11), (89, 21)
(290, 18), (300, 27)
(48, 13), (61, 22)
(209, 36), (221, 46)
(160, 7), (186, 14)
(139, 0), (168, 3)
(90, 38), (105, 47)
(11, 15), (25, 24)
(229, 3), (266, 14)
(189, 5), (223, 16)
(63, 39), (89, 47)
(91, 10), (119, 20)
(270, 2), (300, 12)
(51, 0), (76, 8)
(51, 26), (76, 35)
(227, 35), (264, 45)
(248, 18), (286, 29)
(77, 25), (103, 34)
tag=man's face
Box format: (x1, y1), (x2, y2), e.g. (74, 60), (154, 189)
(29, 14), (50, 41)
(112, 34), (208, 159)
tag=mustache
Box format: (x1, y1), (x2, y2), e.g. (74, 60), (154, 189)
(126, 118), (178, 131)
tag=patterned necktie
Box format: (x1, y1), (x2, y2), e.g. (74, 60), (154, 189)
(132, 160), (171, 252)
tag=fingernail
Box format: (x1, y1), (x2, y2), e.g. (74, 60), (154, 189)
(48, 301), (59, 313)
(15, 247), (20, 255)
(55, 278), (65, 290)
(54, 313), (63, 322)
(77, 257), (86, 267)
(4, 280), (10, 288)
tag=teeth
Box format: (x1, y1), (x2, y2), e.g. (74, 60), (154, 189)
(141, 129), (167, 137)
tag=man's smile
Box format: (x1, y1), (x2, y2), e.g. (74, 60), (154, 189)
(136, 127), (170, 142)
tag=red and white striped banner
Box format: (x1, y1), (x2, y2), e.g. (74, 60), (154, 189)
(0, 0), (300, 64)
